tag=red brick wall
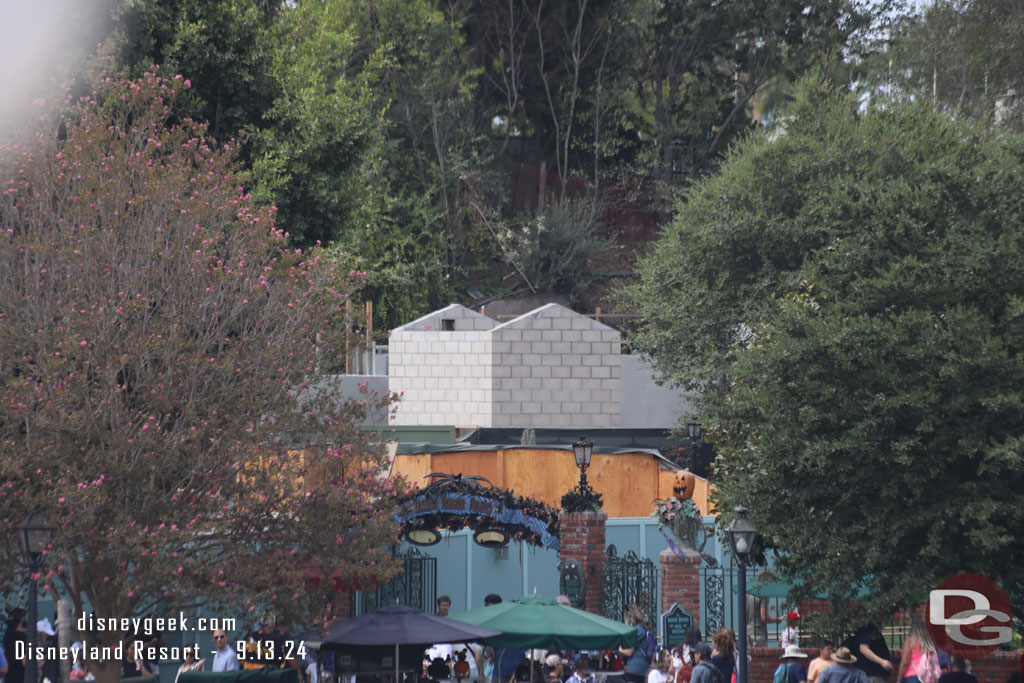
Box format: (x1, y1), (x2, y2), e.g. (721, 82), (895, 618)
(747, 647), (1023, 683)
(559, 510), (607, 615)
(660, 548), (702, 631)
(334, 590), (351, 619)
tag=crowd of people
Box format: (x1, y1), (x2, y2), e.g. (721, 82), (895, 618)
(654, 614), (1021, 683)
(4, 604), (1022, 683)
(431, 603), (1020, 683)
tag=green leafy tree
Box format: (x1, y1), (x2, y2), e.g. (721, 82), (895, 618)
(875, 0), (1024, 132)
(246, 0), (388, 248)
(109, 0), (281, 138)
(0, 70), (408, 681)
(626, 87), (1024, 624)
(496, 196), (608, 304)
(108, 0), (388, 249)
(338, 0), (497, 328)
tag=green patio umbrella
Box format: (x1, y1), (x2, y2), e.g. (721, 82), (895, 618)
(736, 578), (873, 600)
(447, 595), (638, 651)
(745, 580), (804, 600)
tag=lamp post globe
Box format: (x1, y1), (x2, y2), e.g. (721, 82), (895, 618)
(17, 511), (56, 683)
(572, 435), (593, 493)
(687, 422), (702, 442)
(726, 505), (757, 683)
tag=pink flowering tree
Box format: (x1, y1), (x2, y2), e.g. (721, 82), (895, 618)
(0, 68), (408, 679)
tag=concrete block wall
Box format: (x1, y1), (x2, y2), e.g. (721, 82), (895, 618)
(389, 304), (496, 426)
(621, 355), (694, 429)
(389, 303), (621, 428)
(489, 304), (621, 429)
(391, 303), (497, 333)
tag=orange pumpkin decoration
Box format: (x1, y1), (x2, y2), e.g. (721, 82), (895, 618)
(673, 470), (696, 500)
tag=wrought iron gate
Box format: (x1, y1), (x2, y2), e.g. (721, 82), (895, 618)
(352, 547), (437, 615)
(603, 545), (659, 630)
(700, 564), (782, 640)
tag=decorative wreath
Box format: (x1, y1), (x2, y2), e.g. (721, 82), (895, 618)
(395, 473), (560, 547)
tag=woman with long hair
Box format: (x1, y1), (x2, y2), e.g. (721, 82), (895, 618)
(619, 605), (653, 683)
(673, 627), (702, 683)
(710, 630), (736, 683)
(897, 616), (939, 683)
(648, 651), (672, 683)
(173, 646), (206, 683)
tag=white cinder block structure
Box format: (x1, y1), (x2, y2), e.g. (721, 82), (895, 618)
(388, 303), (621, 428)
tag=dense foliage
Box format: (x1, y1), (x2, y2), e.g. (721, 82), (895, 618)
(628, 88), (1024, 623)
(52, 0), (878, 329)
(0, 70), (408, 666)
(876, 0), (1024, 132)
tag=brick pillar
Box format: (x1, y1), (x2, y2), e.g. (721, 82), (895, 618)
(659, 547), (702, 631)
(331, 590), (352, 620)
(559, 510), (607, 615)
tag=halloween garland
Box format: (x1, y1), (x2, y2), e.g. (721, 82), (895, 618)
(394, 473), (561, 551)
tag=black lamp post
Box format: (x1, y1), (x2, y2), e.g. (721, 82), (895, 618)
(726, 505), (757, 683)
(18, 511), (56, 683)
(687, 423), (702, 442)
(572, 435), (593, 495)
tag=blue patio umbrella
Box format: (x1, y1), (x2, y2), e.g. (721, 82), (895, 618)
(324, 605), (501, 645)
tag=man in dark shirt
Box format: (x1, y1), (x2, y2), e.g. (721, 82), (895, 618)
(483, 595), (524, 683)
(3, 609), (28, 683)
(820, 647), (869, 683)
(843, 623), (893, 683)
(122, 640), (154, 678)
(689, 643), (723, 683)
(242, 612), (301, 677)
(936, 657), (977, 683)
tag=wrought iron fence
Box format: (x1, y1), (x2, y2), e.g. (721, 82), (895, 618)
(699, 564), (914, 650)
(700, 564), (796, 644)
(603, 544), (659, 632)
(352, 547), (437, 615)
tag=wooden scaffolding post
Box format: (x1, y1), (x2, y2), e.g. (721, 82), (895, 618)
(345, 299), (352, 375)
(366, 300), (373, 375)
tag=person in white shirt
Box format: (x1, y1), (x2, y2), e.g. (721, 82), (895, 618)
(779, 612), (801, 649)
(211, 630), (240, 672)
(648, 651), (672, 683)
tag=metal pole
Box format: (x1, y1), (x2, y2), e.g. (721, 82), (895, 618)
(58, 600), (72, 683)
(737, 559), (748, 683)
(27, 563), (39, 683)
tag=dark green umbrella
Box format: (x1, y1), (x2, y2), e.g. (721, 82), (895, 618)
(447, 595), (638, 651)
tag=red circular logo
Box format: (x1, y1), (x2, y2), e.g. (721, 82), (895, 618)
(926, 573), (1013, 658)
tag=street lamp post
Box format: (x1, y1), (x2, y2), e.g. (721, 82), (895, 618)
(18, 511), (56, 683)
(572, 435), (594, 495)
(726, 505), (757, 683)
(687, 422), (702, 442)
